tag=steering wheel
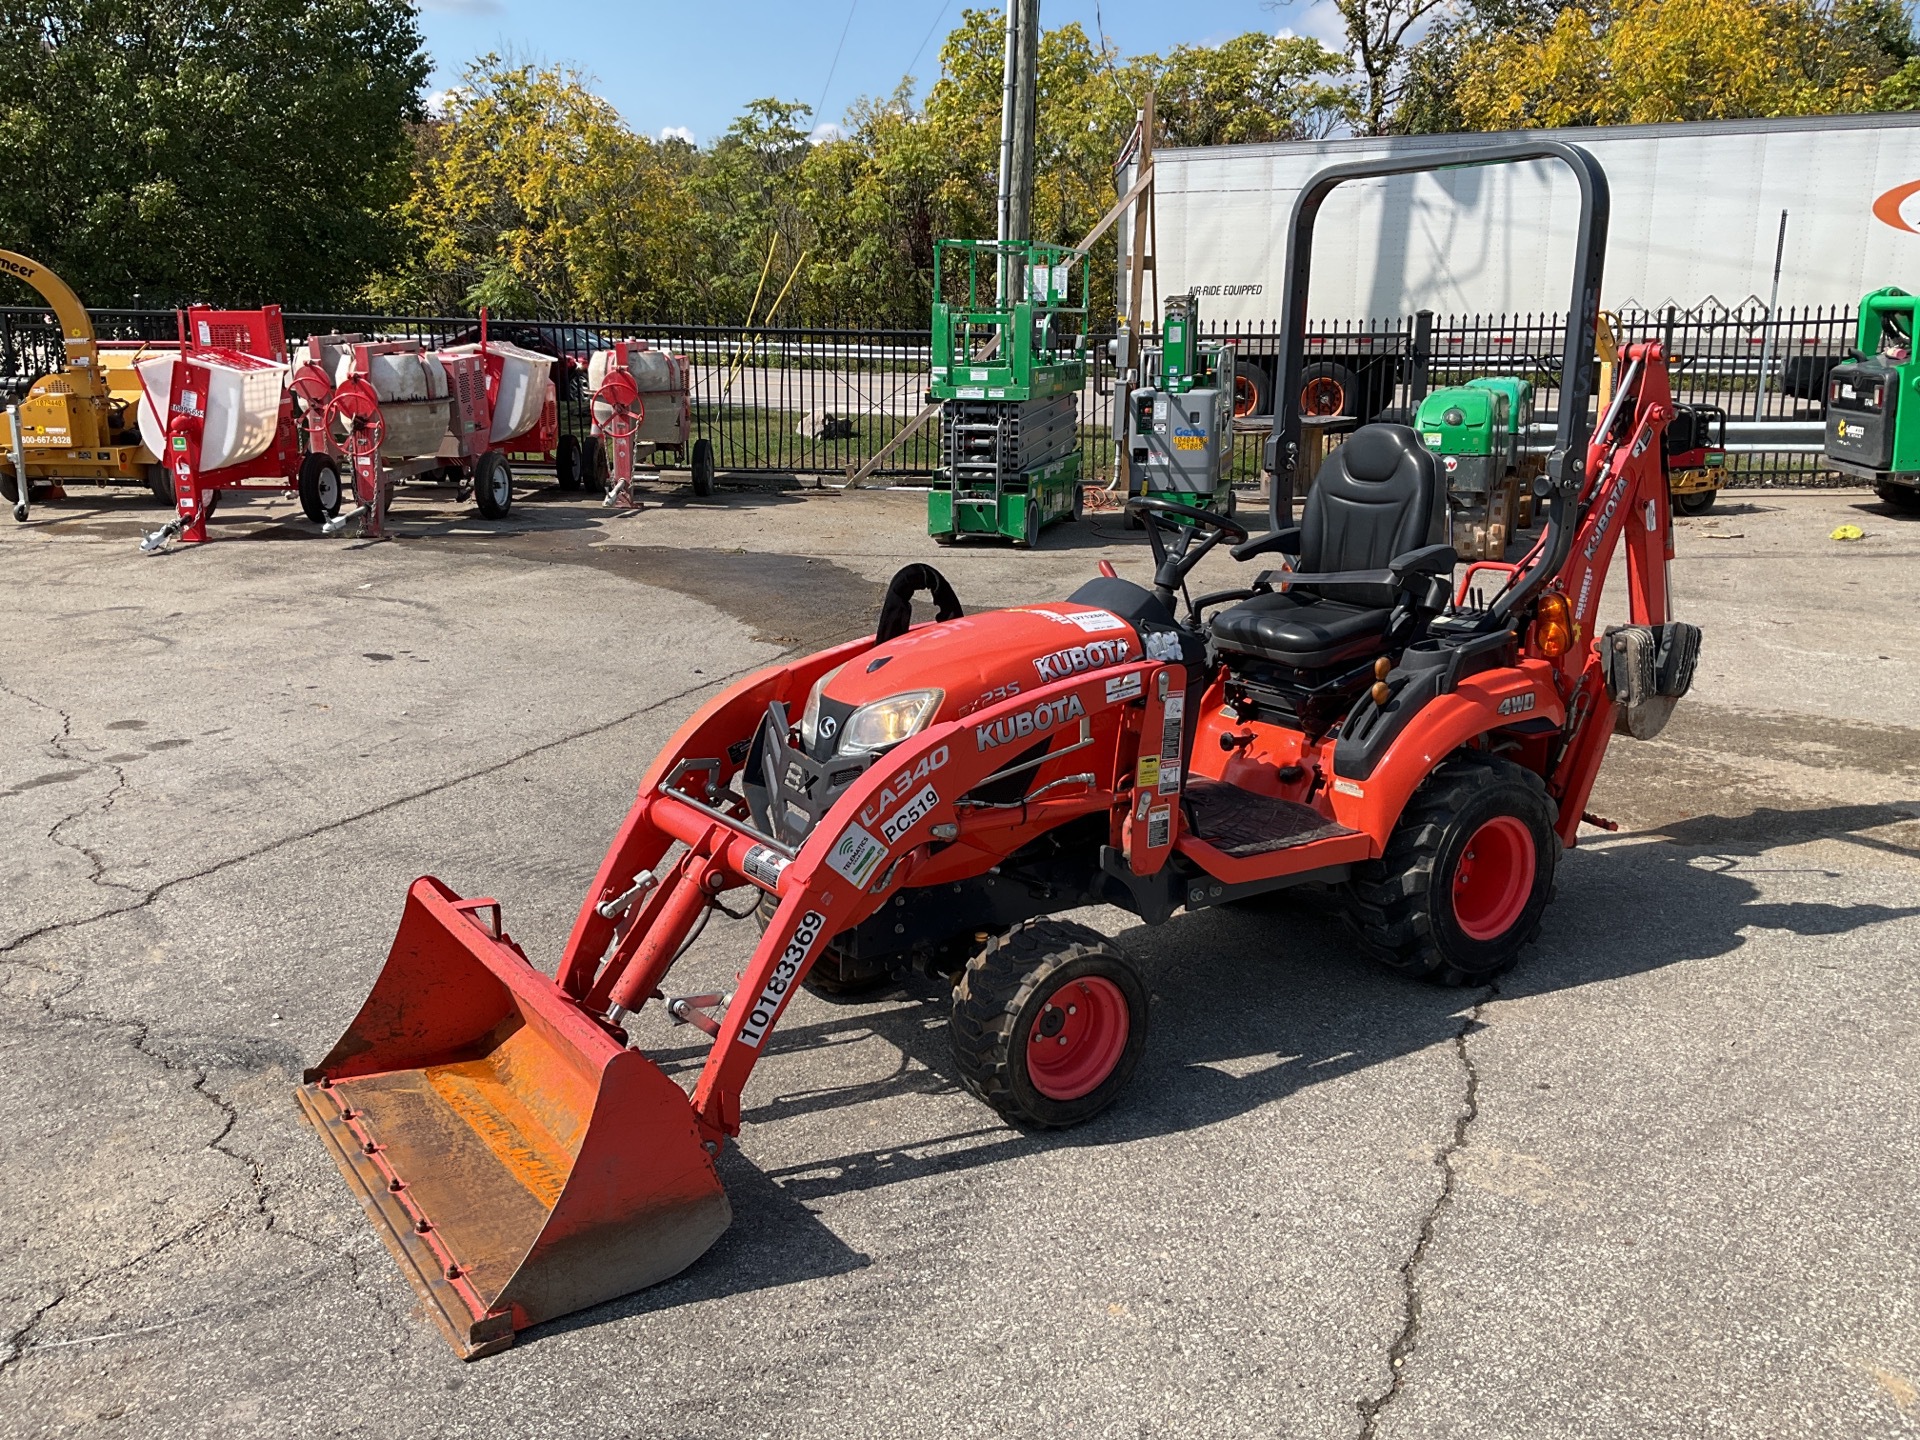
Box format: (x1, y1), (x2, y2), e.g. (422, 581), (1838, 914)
(1123, 496), (1249, 609)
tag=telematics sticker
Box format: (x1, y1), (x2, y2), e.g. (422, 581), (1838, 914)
(1064, 609), (1128, 633)
(825, 823), (886, 886)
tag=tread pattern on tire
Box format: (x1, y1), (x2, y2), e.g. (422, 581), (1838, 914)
(1344, 751), (1557, 987)
(950, 918), (1130, 1127)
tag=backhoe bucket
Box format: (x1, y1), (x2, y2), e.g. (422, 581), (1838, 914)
(296, 877), (730, 1358)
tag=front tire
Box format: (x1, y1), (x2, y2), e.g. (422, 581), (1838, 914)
(555, 433), (581, 492)
(473, 451), (513, 519)
(1877, 481), (1920, 514)
(950, 920), (1147, 1129)
(1674, 487), (1716, 515)
(579, 436), (607, 491)
(690, 437), (715, 497)
(1345, 753), (1558, 986)
(298, 453), (341, 523)
(147, 463), (175, 506)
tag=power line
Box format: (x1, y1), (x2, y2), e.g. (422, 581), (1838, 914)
(905, 0), (953, 87)
(813, 0), (860, 130)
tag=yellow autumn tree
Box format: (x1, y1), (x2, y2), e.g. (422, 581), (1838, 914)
(1448, 0), (1905, 130)
(367, 55), (694, 317)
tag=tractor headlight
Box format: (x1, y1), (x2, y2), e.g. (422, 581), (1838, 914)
(797, 664), (844, 751)
(839, 689), (943, 754)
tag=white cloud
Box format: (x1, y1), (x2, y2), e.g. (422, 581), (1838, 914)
(658, 125), (696, 145)
(420, 0), (505, 14)
(809, 122), (845, 145)
(424, 88), (461, 118)
(1274, 0), (1350, 49)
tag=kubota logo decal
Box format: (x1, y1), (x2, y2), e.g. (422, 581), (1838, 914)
(1033, 637), (1131, 683)
(1874, 178), (1920, 234)
(977, 694), (1086, 750)
(738, 909), (828, 1047)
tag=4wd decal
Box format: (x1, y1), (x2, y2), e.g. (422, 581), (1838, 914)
(858, 745), (949, 828)
(976, 694), (1086, 750)
(1498, 692), (1537, 716)
(1033, 637), (1131, 683)
(738, 908), (828, 1047)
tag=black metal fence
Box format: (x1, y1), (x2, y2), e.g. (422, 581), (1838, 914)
(0, 302), (1853, 485)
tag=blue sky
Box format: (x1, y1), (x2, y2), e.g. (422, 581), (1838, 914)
(415, 0), (1348, 144)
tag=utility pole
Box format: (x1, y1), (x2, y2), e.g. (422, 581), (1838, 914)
(996, 0), (1039, 291)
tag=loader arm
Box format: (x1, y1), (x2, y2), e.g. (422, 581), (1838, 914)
(566, 653), (1172, 1144)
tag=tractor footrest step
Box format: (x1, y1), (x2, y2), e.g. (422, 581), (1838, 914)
(1183, 778), (1355, 858)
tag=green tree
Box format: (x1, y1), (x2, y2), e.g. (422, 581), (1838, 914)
(0, 0), (427, 308)
(1146, 33), (1358, 146)
(1271, 0), (1452, 134)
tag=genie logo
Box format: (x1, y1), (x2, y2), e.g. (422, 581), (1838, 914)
(977, 694), (1086, 750)
(1033, 637), (1131, 683)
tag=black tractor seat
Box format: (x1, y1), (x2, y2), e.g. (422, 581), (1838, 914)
(1211, 424), (1447, 670)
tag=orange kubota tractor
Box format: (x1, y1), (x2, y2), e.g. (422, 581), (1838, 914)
(300, 143), (1700, 1357)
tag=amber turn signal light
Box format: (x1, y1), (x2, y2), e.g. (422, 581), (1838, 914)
(1533, 592), (1573, 658)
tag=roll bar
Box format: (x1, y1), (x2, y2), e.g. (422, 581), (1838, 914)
(1265, 141), (1610, 624)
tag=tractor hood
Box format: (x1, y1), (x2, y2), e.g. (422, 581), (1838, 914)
(746, 593), (1172, 848)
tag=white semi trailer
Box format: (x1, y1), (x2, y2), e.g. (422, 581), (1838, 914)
(1127, 112), (1920, 417)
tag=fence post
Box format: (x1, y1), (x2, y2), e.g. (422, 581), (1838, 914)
(1409, 310), (1432, 406)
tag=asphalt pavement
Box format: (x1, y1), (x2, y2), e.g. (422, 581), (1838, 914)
(1, 477), (1916, 1439)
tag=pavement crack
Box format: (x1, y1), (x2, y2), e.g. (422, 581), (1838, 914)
(0, 665), (754, 961)
(1355, 987), (1492, 1439)
(0, 679), (143, 903)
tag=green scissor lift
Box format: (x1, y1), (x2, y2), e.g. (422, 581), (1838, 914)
(927, 239), (1088, 548)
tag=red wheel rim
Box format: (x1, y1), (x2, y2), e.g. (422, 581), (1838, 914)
(1233, 374), (1259, 418)
(1300, 376), (1346, 417)
(326, 383), (385, 458)
(592, 372), (644, 440)
(1025, 975), (1129, 1101)
(1451, 815), (1536, 941)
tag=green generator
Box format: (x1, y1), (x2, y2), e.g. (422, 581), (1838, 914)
(1123, 292), (1238, 522)
(1415, 380), (1528, 559)
(927, 239), (1088, 547)
(1824, 286), (1920, 513)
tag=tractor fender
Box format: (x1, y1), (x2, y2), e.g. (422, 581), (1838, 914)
(1326, 665), (1564, 845)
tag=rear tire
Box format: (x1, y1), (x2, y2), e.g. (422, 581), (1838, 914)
(1674, 488), (1716, 515)
(1877, 481), (1920, 514)
(555, 433), (580, 491)
(690, 437), (715, 497)
(298, 453), (341, 523)
(1345, 752), (1558, 986)
(950, 920), (1147, 1129)
(473, 451), (513, 519)
(147, 463), (175, 506)
(1298, 361), (1359, 421)
(579, 436), (606, 491)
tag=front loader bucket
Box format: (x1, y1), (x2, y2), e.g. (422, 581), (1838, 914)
(296, 877), (730, 1358)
